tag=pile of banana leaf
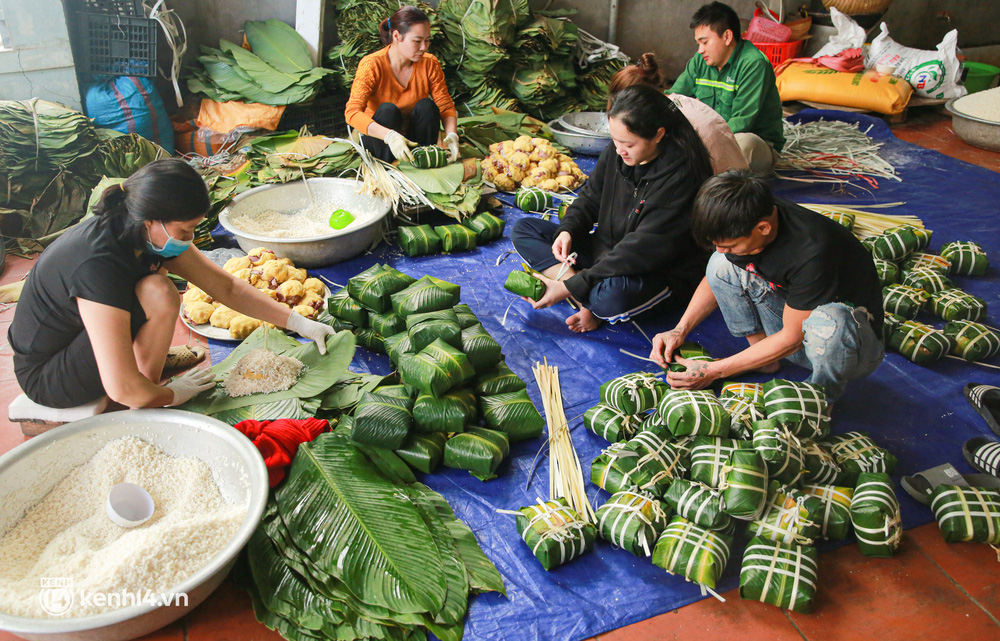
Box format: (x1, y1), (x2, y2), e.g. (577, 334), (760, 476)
(236, 429), (505, 641)
(188, 20), (332, 105)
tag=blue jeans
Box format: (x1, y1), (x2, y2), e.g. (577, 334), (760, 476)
(706, 252), (884, 401)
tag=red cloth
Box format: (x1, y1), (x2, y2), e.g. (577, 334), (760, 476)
(776, 48), (865, 76)
(234, 417), (328, 487)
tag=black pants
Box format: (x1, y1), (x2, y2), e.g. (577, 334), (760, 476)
(15, 298), (147, 408)
(510, 218), (680, 323)
(362, 98), (441, 162)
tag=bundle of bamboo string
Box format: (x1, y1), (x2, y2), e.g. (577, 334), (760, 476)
(777, 119), (900, 187)
(533, 359), (595, 523)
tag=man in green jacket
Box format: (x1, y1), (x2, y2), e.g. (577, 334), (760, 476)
(671, 2), (785, 174)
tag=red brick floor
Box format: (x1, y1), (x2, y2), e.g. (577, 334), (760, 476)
(0, 106), (998, 641)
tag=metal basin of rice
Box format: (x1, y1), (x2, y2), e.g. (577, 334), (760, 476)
(0, 409), (268, 641)
(946, 97), (1000, 153)
(219, 177), (392, 268)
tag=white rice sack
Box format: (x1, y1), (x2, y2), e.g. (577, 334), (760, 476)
(814, 7), (866, 59)
(865, 23), (967, 100)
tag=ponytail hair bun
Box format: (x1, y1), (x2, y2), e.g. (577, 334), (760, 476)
(379, 6), (429, 46)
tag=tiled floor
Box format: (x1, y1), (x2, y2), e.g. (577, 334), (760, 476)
(0, 106), (998, 641)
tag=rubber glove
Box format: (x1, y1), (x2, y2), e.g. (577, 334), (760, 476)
(384, 130), (416, 163)
(165, 368), (216, 406)
(286, 310), (336, 355)
(444, 132), (461, 163)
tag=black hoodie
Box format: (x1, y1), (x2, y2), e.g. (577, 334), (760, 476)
(556, 140), (709, 302)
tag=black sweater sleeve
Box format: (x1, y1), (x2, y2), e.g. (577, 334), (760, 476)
(555, 145), (612, 241)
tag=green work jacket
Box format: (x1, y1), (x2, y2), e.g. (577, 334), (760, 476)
(671, 40), (785, 151)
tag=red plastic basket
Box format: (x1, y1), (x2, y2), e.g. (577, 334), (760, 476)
(746, 15), (791, 44)
(752, 39), (805, 68)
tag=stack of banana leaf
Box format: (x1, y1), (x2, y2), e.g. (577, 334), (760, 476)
(324, 0), (438, 90)
(1, 100), (169, 252)
(236, 429), (505, 641)
(187, 20), (332, 105)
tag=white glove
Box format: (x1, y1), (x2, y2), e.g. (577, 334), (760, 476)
(384, 130), (416, 163)
(286, 310), (336, 355)
(165, 368), (216, 406)
(444, 132), (461, 163)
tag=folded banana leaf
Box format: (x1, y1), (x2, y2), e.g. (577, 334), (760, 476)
(888, 320), (953, 365)
(516, 498), (596, 570)
(435, 224), (477, 253)
(351, 391), (413, 449)
(850, 472), (902, 557)
(901, 252), (951, 275)
(930, 485), (1000, 544)
(666, 342), (714, 373)
(941, 241), (989, 276)
(479, 389), (544, 442)
(348, 264), (417, 313)
(826, 431), (898, 477)
(930, 289), (987, 322)
(395, 432), (447, 474)
(583, 403), (642, 443)
(801, 439), (854, 486)
(372, 384), (412, 399)
(720, 395), (766, 440)
(739, 537), (819, 614)
(901, 266), (954, 294)
(748, 482), (823, 545)
(399, 339), (475, 397)
(801, 483), (854, 540)
(944, 320), (1000, 362)
(369, 310), (406, 338)
(882, 284), (929, 319)
(504, 268), (546, 301)
(690, 436), (752, 488)
(596, 489), (672, 557)
(452, 303), (480, 329)
(652, 516), (732, 591)
(475, 361), (528, 396)
(444, 426), (509, 481)
(601, 371), (666, 415)
(409, 316), (463, 353)
(882, 311), (906, 343)
(664, 478), (732, 531)
(353, 327), (385, 353)
(656, 389), (731, 438)
(515, 185), (553, 212)
(719, 449), (769, 520)
(398, 224), (442, 257)
(406, 308), (460, 328)
(413, 389), (473, 433)
(328, 286), (368, 327)
(719, 382), (765, 404)
(871, 226), (920, 261)
(411, 145), (449, 169)
(911, 226), (932, 250)
(460, 323), (503, 372)
(762, 379), (830, 439)
(462, 211), (505, 243)
(872, 257), (901, 286)
(385, 331), (414, 367)
(751, 419), (806, 485)
(392, 275), (461, 317)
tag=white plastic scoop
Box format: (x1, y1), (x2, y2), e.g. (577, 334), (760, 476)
(106, 483), (154, 528)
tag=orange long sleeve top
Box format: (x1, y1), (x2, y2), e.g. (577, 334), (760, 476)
(345, 46), (458, 135)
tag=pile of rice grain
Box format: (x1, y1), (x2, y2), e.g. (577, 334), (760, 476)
(229, 199), (361, 239)
(953, 86), (1000, 123)
(0, 437), (247, 619)
(223, 348), (304, 397)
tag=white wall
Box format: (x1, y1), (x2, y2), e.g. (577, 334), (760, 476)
(0, 0), (81, 109)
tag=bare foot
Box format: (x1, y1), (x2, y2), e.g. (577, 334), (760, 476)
(754, 361), (781, 374)
(566, 308), (603, 333)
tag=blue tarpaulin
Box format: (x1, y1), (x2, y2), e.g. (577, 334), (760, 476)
(208, 111), (1000, 640)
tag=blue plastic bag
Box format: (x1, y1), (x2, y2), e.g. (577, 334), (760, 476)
(85, 76), (175, 154)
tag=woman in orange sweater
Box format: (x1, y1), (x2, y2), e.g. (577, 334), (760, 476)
(345, 6), (460, 164)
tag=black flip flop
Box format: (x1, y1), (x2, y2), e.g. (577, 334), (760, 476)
(963, 436), (1000, 477)
(964, 383), (1000, 437)
(900, 462), (1000, 506)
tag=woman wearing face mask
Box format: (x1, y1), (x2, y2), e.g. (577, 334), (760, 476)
(345, 5), (460, 164)
(8, 159), (336, 410)
(510, 85), (714, 333)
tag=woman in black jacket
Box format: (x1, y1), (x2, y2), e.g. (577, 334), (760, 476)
(510, 85), (714, 332)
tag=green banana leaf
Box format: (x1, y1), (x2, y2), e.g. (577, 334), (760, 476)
(460, 323), (503, 372)
(739, 537), (818, 614)
(328, 286), (369, 327)
(392, 276), (461, 317)
(245, 19), (314, 74)
(220, 39), (305, 93)
(516, 498), (595, 570)
(399, 339), (475, 397)
(941, 241), (989, 276)
(462, 212), (505, 243)
(826, 431), (898, 476)
(600, 371), (665, 414)
(663, 479), (731, 531)
(583, 403), (641, 443)
(596, 489), (672, 557)
(213, 397), (320, 426)
(930, 485), (1000, 544)
(409, 317), (462, 353)
(452, 303), (480, 329)
(398, 162), (466, 195)
(443, 427), (509, 481)
(178, 328), (356, 414)
(395, 432), (447, 474)
(850, 472), (902, 557)
(385, 332), (415, 367)
(413, 391), (470, 433)
(398, 225), (441, 257)
(762, 379), (830, 439)
(689, 436), (749, 488)
(351, 391), (413, 449)
(751, 419), (806, 485)
(652, 516), (732, 590)
(369, 310), (407, 338)
(349, 264), (417, 313)
(435, 224), (477, 252)
(474, 361), (527, 396)
(479, 389), (544, 442)
(656, 389), (731, 438)
(319, 373), (386, 411)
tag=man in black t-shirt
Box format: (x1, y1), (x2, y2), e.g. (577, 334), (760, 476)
(650, 170), (884, 401)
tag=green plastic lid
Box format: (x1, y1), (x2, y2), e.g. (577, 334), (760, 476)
(328, 208), (356, 230)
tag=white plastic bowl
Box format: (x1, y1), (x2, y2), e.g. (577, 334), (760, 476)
(219, 177), (392, 268)
(0, 409), (268, 641)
